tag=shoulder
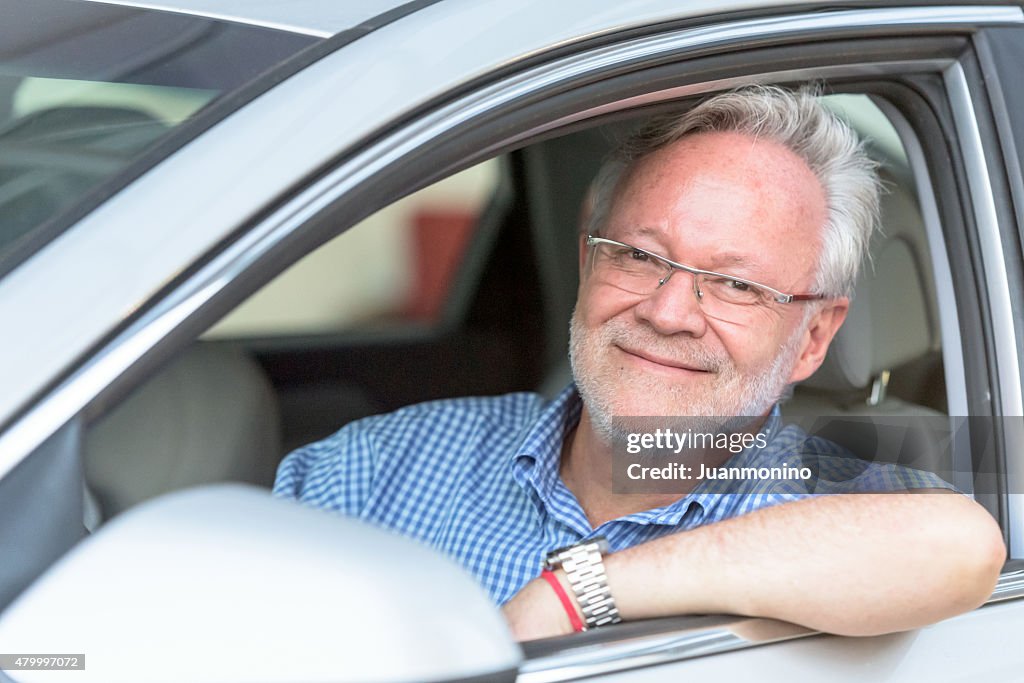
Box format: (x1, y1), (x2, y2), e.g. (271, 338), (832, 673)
(273, 391), (550, 502)
(768, 424), (956, 493)
(360, 391), (550, 447)
(388, 391), (551, 425)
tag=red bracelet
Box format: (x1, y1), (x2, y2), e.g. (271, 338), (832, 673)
(540, 569), (586, 632)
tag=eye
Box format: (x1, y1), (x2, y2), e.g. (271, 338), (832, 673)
(629, 249), (650, 262)
(725, 279), (750, 291)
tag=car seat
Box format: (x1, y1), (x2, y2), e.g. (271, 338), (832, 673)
(82, 343), (281, 521)
(781, 170), (951, 476)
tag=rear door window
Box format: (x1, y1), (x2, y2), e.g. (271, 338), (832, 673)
(0, 0), (318, 274)
(205, 159), (502, 338)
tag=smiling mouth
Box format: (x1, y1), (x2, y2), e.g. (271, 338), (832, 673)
(616, 345), (713, 373)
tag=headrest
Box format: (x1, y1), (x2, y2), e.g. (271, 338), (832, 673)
(802, 187), (937, 393)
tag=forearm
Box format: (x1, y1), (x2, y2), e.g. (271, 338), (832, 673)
(604, 493), (1005, 636)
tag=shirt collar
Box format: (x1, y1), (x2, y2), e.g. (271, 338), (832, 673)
(511, 385), (784, 529)
(627, 403), (785, 526)
(511, 383), (581, 511)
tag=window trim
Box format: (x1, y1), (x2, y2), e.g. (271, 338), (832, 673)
(520, 565), (1024, 682)
(873, 97), (974, 492)
(518, 615), (814, 683)
(943, 60), (1024, 557)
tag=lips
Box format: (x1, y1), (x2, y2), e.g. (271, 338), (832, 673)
(616, 345), (714, 373)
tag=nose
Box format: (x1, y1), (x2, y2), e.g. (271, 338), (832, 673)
(633, 267), (708, 337)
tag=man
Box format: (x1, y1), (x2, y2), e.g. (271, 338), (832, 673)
(274, 86), (1005, 641)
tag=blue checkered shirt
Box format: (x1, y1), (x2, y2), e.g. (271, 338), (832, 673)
(273, 384), (950, 605)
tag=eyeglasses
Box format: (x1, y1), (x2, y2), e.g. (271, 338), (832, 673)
(586, 235), (825, 324)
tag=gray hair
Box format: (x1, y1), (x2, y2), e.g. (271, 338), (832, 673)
(587, 85), (880, 298)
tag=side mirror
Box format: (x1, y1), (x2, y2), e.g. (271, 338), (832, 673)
(0, 485), (522, 682)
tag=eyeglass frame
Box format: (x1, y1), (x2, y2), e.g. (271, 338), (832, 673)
(585, 235), (827, 305)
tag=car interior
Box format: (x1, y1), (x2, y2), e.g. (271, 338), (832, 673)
(77, 91), (956, 528)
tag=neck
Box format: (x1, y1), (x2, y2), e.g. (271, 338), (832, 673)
(560, 408), (773, 530)
(559, 409), (685, 529)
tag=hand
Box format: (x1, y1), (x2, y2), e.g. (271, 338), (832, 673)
(501, 573), (578, 641)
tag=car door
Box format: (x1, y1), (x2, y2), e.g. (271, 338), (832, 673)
(1, 1), (1022, 682)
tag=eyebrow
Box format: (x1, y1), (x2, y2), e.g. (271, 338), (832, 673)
(617, 226), (666, 243)
(617, 227), (765, 273)
(707, 252), (762, 271)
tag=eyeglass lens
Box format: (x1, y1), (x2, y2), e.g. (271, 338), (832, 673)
(590, 242), (770, 324)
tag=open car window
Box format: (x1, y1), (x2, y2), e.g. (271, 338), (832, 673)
(84, 90), (967, 536)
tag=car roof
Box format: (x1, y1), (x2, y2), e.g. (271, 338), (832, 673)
(78, 0), (412, 37)
(77, 0), (1024, 39)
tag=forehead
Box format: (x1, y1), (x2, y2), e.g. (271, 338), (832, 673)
(606, 130), (827, 286)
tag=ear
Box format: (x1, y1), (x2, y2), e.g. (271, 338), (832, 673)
(787, 297), (849, 384)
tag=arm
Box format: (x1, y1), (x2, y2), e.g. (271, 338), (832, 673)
(503, 492), (1006, 641)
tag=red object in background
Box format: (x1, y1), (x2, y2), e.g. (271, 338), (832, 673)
(404, 208), (477, 321)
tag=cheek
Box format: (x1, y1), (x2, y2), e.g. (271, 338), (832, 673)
(710, 324), (747, 362)
(711, 318), (786, 371)
(577, 282), (640, 326)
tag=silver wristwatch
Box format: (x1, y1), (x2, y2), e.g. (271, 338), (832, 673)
(544, 536), (622, 629)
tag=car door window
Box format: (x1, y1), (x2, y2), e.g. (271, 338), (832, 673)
(204, 159), (501, 338)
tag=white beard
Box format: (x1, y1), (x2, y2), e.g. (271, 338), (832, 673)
(568, 308), (806, 445)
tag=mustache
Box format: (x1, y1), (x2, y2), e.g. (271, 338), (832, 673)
(600, 319), (729, 373)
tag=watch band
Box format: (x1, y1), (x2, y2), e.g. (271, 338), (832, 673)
(544, 536), (622, 629)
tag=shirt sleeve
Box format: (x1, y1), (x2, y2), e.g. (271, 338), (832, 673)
(272, 419), (378, 516)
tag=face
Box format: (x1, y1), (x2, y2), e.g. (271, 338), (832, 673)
(570, 130), (847, 439)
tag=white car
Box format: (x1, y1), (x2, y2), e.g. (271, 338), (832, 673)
(0, 0), (1022, 681)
